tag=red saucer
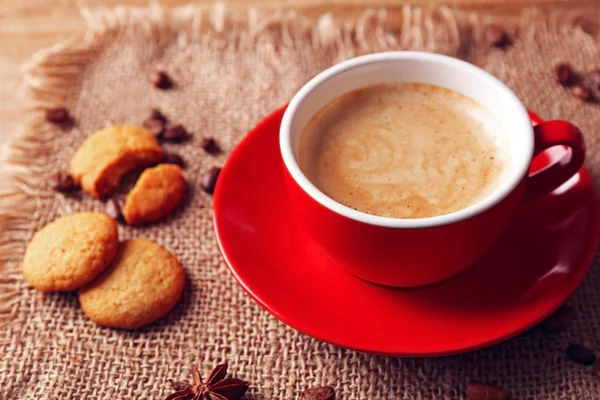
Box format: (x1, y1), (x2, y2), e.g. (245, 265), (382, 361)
(213, 106), (600, 356)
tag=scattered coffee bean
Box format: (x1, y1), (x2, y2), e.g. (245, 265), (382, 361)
(595, 360), (600, 378)
(48, 171), (80, 193)
(540, 304), (576, 332)
(484, 25), (510, 48)
(45, 107), (71, 124)
(163, 152), (185, 168)
(105, 198), (124, 222)
(200, 137), (221, 154)
(143, 117), (166, 137)
(591, 69), (600, 89)
(466, 382), (507, 400)
(169, 380), (189, 391)
(150, 70), (173, 89)
(149, 108), (167, 123)
(201, 167), (221, 194)
(301, 386), (335, 400)
(571, 85), (592, 102)
(566, 344), (597, 366)
(163, 124), (190, 142)
(553, 63), (575, 86)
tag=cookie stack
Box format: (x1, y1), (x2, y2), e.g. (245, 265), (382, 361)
(22, 124), (189, 329)
(23, 213), (186, 329)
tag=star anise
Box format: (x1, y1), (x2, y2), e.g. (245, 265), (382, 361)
(165, 362), (249, 400)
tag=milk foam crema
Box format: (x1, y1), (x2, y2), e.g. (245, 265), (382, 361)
(298, 83), (509, 219)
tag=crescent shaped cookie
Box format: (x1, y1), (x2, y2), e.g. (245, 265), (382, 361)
(123, 164), (185, 225)
(70, 125), (164, 198)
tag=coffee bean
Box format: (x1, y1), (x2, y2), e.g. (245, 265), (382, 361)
(105, 198), (124, 222)
(466, 382), (507, 400)
(48, 171), (80, 193)
(553, 63), (574, 86)
(595, 360), (600, 378)
(200, 137), (221, 154)
(150, 70), (173, 89)
(484, 25), (509, 48)
(163, 152), (185, 168)
(163, 124), (190, 142)
(540, 304), (576, 332)
(45, 107), (71, 124)
(591, 69), (600, 89)
(142, 117), (166, 137)
(571, 85), (592, 102)
(201, 167), (221, 194)
(149, 108), (167, 123)
(566, 344), (597, 366)
(301, 386), (335, 400)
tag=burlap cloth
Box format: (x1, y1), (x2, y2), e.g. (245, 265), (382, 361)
(1, 4), (600, 399)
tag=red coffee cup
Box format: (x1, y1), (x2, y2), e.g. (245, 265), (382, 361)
(279, 52), (585, 287)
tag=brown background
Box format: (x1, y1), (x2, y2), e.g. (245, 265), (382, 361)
(0, 0), (598, 145)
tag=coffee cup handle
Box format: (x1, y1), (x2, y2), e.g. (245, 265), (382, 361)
(524, 120), (585, 202)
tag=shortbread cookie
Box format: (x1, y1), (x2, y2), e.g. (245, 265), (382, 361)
(70, 125), (164, 198)
(123, 164), (185, 225)
(22, 212), (119, 292)
(78, 238), (185, 329)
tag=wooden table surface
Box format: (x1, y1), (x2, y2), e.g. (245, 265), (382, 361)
(0, 0), (597, 145)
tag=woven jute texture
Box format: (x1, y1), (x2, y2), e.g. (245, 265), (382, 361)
(1, 4), (600, 399)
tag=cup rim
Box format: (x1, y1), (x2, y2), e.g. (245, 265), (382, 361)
(280, 51), (533, 228)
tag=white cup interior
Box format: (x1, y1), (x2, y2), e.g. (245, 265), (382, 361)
(280, 52), (533, 228)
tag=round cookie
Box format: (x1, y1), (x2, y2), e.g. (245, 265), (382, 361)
(22, 212), (119, 292)
(78, 238), (185, 329)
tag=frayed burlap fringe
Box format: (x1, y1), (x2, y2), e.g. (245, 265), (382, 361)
(1, 4), (599, 399)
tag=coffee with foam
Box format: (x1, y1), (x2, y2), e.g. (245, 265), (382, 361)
(298, 83), (509, 219)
